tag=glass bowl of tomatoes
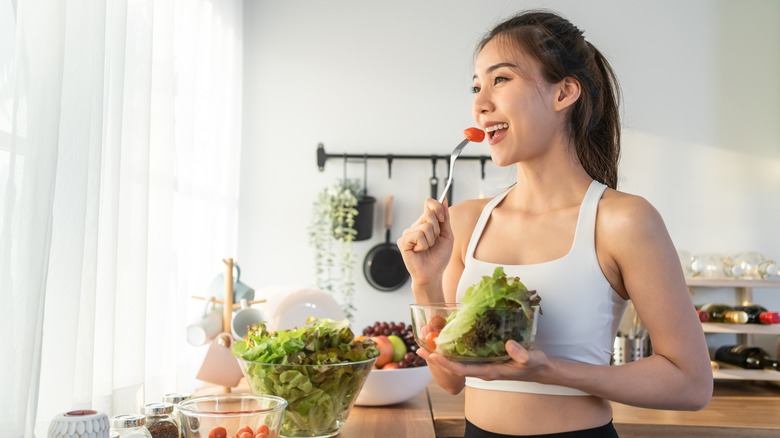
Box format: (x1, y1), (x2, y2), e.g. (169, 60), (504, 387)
(177, 394), (286, 438)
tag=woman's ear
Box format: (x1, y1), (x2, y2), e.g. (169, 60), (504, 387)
(553, 77), (581, 111)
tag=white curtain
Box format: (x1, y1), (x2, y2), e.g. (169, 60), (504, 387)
(0, 0), (243, 436)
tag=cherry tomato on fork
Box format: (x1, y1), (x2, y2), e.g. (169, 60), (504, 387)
(464, 127), (485, 142)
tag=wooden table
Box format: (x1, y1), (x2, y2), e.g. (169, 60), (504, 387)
(340, 391), (435, 437)
(202, 380), (436, 438)
(205, 379), (780, 437)
(428, 380), (780, 438)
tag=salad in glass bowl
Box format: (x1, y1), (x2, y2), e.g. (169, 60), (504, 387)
(410, 267), (541, 363)
(232, 317), (378, 438)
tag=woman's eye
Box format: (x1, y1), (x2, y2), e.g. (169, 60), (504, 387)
(471, 85), (481, 94)
(494, 76), (509, 85)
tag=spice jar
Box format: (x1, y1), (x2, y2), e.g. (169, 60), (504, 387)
(162, 393), (191, 405)
(161, 394), (191, 438)
(110, 414), (152, 438)
(143, 403), (180, 438)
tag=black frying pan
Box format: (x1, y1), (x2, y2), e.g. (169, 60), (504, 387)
(363, 195), (409, 291)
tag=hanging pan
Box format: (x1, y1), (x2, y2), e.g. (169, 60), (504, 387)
(363, 195), (409, 292)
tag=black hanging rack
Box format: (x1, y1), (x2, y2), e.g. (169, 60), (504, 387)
(316, 143), (491, 178)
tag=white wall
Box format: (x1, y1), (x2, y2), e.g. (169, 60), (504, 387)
(238, 0), (780, 340)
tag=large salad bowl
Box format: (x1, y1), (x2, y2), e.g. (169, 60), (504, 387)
(236, 357), (374, 438)
(233, 318), (378, 438)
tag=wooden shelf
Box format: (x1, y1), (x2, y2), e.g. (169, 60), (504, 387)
(687, 278), (780, 382)
(713, 368), (780, 382)
(686, 278), (780, 289)
(702, 323), (780, 335)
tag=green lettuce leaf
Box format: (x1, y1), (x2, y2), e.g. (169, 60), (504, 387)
(436, 267), (541, 358)
(232, 317), (379, 436)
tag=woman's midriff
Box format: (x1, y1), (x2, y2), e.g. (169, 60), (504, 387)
(464, 386), (613, 435)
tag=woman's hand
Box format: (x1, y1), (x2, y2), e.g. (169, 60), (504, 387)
(423, 340), (551, 383)
(396, 198), (454, 287)
(415, 346), (466, 394)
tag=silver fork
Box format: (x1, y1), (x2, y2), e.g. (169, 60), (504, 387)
(437, 138), (471, 203)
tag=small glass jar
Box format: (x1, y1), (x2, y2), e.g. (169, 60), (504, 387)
(143, 403), (180, 438)
(690, 253), (726, 278)
(110, 414), (152, 438)
(161, 393), (191, 438)
(161, 393), (191, 406)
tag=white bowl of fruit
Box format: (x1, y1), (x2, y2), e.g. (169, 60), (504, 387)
(354, 321), (432, 407)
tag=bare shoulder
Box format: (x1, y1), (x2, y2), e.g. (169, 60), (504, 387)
(597, 189), (667, 238)
(447, 197), (491, 256)
(596, 189), (680, 299)
(448, 198), (490, 233)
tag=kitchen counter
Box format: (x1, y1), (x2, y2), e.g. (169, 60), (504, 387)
(340, 390), (435, 437)
(208, 379), (780, 437)
(428, 380), (780, 437)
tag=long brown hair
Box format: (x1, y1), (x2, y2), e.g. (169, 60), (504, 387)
(476, 10), (621, 189)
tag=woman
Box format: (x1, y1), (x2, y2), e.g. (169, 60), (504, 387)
(397, 10), (712, 438)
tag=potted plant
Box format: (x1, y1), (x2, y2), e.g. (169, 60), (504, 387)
(309, 178), (374, 320)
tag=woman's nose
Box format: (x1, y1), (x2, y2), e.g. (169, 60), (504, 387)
(472, 90), (494, 116)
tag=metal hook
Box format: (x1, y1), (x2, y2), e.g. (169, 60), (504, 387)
(430, 157), (440, 199)
(387, 155), (394, 179)
(363, 154), (368, 196)
(342, 153), (348, 181)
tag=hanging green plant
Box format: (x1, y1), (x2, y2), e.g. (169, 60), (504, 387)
(308, 178), (366, 321)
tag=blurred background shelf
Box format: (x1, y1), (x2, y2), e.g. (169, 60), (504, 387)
(702, 323), (780, 335)
(688, 278), (780, 382)
(686, 278), (780, 289)
(713, 367), (780, 382)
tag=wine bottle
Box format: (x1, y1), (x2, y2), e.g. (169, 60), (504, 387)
(734, 304), (780, 324)
(714, 345), (780, 371)
(699, 303), (748, 323)
(693, 305), (710, 322)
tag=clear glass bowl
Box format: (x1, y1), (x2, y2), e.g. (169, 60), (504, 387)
(236, 357), (376, 438)
(410, 303), (539, 363)
(177, 394), (286, 438)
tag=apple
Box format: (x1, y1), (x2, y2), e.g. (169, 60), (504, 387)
(387, 335), (407, 362)
(370, 335), (394, 368)
(382, 362), (400, 370)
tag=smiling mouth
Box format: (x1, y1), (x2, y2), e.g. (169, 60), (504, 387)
(485, 123), (509, 140)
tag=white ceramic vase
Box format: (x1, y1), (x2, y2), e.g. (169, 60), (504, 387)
(48, 410), (111, 438)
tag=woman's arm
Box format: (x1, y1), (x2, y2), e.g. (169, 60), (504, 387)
(582, 193), (713, 409)
(425, 193), (713, 409)
(398, 199), (484, 394)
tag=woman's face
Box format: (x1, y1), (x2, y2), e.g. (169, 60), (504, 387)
(472, 37), (561, 167)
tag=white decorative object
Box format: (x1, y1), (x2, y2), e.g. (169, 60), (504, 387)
(48, 410), (110, 438)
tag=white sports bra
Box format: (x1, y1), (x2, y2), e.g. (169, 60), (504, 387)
(456, 180), (627, 396)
